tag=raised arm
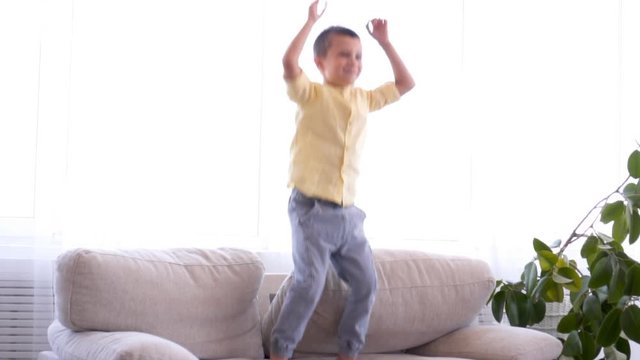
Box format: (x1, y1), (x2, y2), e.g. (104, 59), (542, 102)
(367, 19), (415, 96)
(283, 0), (325, 80)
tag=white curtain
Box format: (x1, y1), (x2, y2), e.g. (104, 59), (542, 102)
(2, 0), (639, 281)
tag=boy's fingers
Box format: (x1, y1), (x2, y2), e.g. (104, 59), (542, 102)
(316, 0), (327, 16)
(366, 20), (374, 35)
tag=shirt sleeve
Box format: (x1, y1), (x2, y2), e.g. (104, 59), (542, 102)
(367, 82), (401, 112)
(285, 71), (317, 104)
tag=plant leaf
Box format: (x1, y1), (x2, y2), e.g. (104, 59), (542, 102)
(621, 304), (640, 343)
(533, 237), (552, 252)
(562, 330), (582, 357)
(601, 201), (625, 224)
(582, 293), (603, 325)
(617, 295), (630, 308)
(538, 250), (558, 273)
(571, 283), (589, 313)
(597, 232), (614, 244)
(581, 235), (600, 260)
(557, 311), (579, 333)
(531, 275), (546, 301)
(628, 149), (640, 179)
(603, 345), (628, 360)
(596, 307), (622, 347)
(612, 216), (629, 243)
(522, 261), (538, 295)
(595, 287), (609, 304)
(491, 290), (506, 323)
(615, 338), (631, 360)
(505, 291), (529, 327)
(579, 330), (599, 360)
(488, 279), (504, 305)
(552, 270), (574, 284)
(610, 241), (624, 252)
(557, 254), (569, 268)
(625, 264), (640, 296)
(589, 255), (613, 288)
(622, 183), (640, 208)
(549, 239), (562, 248)
(542, 279), (564, 303)
(608, 265), (626, 304)
(528, 297), (546, 325)
(556, 266), (582, 292)
(628, 208), (640, 245)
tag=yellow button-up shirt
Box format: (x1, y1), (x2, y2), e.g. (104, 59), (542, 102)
(287, 71), (401, 206)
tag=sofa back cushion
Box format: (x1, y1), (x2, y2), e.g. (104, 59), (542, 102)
(262, 249), (495, 355)
(54, 247), (265, 359)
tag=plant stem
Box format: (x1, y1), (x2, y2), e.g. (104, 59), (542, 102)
(558, 176), (631, 255)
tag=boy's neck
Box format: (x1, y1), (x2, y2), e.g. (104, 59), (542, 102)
(324, 80), (354, 90)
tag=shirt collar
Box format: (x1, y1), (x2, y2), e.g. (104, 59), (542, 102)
(325, 82), (353, 96)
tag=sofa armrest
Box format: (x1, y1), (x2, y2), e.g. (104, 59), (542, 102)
(48, 321), (198, 360)
(406, 325), (562, 360)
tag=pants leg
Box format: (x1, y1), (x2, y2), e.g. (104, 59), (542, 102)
(270, 190), (332, 358)
(331, 205), (378, 357)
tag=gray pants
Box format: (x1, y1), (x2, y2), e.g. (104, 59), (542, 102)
(270, 189), (378, 358)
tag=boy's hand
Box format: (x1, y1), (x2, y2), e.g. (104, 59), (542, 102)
(282, 0), (326, 79)
(367, 18), (415, 95)
(366, 18), (389, 45)
(308, 0), (326, 24)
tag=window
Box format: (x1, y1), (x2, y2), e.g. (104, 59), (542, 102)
(0, 0), (40, 219)
(1, 1), (638, 277)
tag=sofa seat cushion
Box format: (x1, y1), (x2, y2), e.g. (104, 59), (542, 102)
(54, 247), (265, 359)
(37, 351), (59, 360)
(293, 354), (471, 360)
(262, 249), (495, 355)
(408, 325), (563, 360)
(47, 320), (199, 360)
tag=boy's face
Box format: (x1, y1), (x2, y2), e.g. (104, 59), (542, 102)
(315, 34), (362, 87)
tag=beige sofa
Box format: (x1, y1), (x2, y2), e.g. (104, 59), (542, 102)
(38, 247), (562, 360)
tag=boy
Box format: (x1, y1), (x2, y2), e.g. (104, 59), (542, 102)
(271, 1), (415, 359)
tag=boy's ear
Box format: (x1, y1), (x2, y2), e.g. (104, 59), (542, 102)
(314, 56), (324, 71)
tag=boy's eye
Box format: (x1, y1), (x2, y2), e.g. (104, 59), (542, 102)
(338, 52), (362, 60)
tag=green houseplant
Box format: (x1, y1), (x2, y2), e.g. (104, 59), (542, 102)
(488, 147), (640, 360)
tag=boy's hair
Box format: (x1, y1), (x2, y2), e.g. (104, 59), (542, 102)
(313, 26), (360, 58)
